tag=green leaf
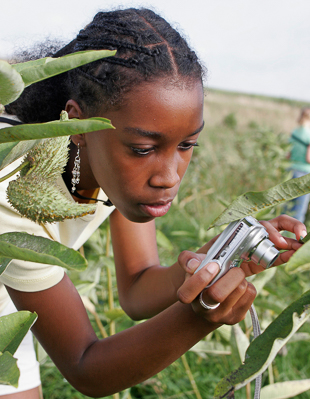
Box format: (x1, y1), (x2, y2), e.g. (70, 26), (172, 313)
(214, 290), (310, 398)
(0, 232), (87, 271)
(216, 325), (232, 343)
(0, 61), (25, 105)
(0, 257), (12, 276)
(190, 340), (231, 355)
(300, 232), (310, 243)
(0, 117), (113, 143)
(12, 50), (116, 87)
(230, 324), (250, 366)
(0, 311), (37, 355)
(260, 380), (310, 399)
(285, 240), (310, 274)
(208, 173), (310, 228)
(156, 229), (174, 250)
(104, 308), (126, 321)
(0, 351), (19, 387)
(0, 140), (42, 171)
(286, 332), (310, 343)
(248, 267), (277, 296)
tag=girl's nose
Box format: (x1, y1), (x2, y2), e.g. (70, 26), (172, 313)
(149, 155), (181, 189)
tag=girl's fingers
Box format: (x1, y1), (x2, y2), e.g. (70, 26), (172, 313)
(178, 250), (209, 275)
(202, 268), (246, 305)
(192, 280), (257, 325)
(178, 266), (245, 306)
(260, 215), (307, 244)
(240, 215), (306, 270)
(216, 282), (257, 325)
(177, 261), (220, 304)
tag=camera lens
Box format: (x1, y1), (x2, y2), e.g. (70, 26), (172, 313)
(251, 239), (279, 269)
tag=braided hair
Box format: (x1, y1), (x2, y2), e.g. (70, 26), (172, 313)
(6, 8), (205, 123)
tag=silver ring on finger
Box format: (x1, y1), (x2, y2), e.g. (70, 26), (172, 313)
(199, 291), (220, 310)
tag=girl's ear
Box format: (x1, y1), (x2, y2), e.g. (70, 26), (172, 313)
(65, 99), (84, 119)
(65, 100), (87, 147)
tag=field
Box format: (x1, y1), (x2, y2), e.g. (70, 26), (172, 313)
(39, 89), (310, 399)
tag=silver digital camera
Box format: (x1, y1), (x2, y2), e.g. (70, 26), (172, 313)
(195, 216), (279, 288)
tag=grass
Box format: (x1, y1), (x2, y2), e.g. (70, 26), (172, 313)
(40, 89), (310, 399)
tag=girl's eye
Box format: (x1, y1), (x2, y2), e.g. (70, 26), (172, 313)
(178, 142), (199, 151)
(131, 147), (154, 156)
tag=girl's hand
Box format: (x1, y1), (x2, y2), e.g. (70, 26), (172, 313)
(176, 215), (306, 325)
(241, 214), (306, 277)
(177, 251), (256, 325)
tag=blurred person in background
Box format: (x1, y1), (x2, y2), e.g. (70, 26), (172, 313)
(287, 107), (310, 222)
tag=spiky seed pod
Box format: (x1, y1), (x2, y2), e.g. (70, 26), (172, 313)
(20, 135), (69, 180)
(7, 136), (96, 223)
(7, 175), (96, 223)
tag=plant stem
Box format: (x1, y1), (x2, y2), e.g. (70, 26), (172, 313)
(93, 311), (108, 339)
(106, 226), (115, 336)
(105, 226), (119, 399)
(246, 382), (251, 399)
(0, 160), (29, 183)
(268, 363), (274, 384)
(181, 354), (202, 399)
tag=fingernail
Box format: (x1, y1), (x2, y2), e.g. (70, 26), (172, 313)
(187, 258), (200, 272)
(279, 236), (288, 246)
(302, 230), (308, 239)
(206, 262), (220, 275)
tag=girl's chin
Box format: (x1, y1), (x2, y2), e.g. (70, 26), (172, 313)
(115, 202), (172, 223)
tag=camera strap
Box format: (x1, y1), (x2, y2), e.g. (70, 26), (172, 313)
(249, 304), (262, 399)
(0, 117), (23, 125)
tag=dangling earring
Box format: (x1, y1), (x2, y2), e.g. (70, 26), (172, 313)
(71, 143), (80, 193)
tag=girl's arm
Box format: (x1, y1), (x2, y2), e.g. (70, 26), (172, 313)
(306, 144), (310, 163)
(110, 210), (305, 320)
(110, 208), (188, 319)
(6, 267), (253, 398)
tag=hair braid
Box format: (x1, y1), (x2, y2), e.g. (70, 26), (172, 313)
(6, 8), (205, 123)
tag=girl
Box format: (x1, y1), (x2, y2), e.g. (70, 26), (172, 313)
(0, 8), (305, 398)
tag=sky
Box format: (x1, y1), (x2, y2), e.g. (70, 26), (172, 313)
(1, 0), (310, 102)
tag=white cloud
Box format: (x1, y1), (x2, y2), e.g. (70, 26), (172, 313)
(1, 0), (309, 101)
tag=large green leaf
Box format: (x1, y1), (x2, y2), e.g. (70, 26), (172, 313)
(0, 61), (25, 105)
(230, 324), (250, 366)
(0, 232), (87, 272)
(248, 267), (277, 296)
(0, 351), (19, 387)
(0, 140), (42, 171)
(190, 340), (231, 355)
(0, 117), (113, 143)
(0, 311), (37, 355)
(208, 173), (310, 228)
(285, 240), (310, 274)
(214, 290), (310, 398)
(0, 258), (12, 275)
(12, 50), (116, 87)
(104, 308), (126, 321)
(260, 380), (310, 399)
(156, 229), (174, 250)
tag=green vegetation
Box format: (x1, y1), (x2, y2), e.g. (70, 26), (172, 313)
(38, 90), (310, 398)
(0, 49), (115, 388)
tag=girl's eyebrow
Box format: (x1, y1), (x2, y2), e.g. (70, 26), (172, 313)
(124, 121), (205, 138)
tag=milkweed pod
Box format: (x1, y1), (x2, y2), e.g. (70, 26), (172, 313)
(7, 136), (97, 223)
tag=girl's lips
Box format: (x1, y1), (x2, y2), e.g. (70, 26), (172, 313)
(140, 201), (172, 218)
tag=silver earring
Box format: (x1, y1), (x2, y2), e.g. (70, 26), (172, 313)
(71, 143), (80, 193)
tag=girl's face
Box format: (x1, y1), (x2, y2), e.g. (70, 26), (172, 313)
(83, 80), (204, 223)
